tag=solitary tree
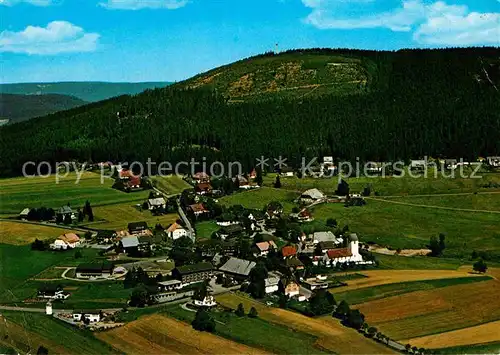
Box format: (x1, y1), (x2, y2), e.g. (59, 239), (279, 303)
(255, 168), (263, 186)
(235, 303), (245, 317)
(473, 258), (488, 273)
(248, 306), (258, 318)
(274, 175), (282, 188)
(192, 309), (215, 332)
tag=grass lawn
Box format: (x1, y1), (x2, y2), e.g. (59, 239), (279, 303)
(1, 311), (118, 354)
(310, 200), (500, 259)
(82, 203), (178, 230)
(334, 276), (491, 305)
(220, 187), (299, 214)
(0, 244), (102, 303)
(0, 221), (76, 245)
(262, 172), (500, 196)
(194, 220), (219, 240)
(0, 172), (149, 214)
(151, 175), (192, 195)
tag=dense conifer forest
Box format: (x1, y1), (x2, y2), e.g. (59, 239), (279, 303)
(0, 47), (498, 177)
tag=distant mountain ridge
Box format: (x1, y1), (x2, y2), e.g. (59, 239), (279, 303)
(0, 81), (172, 102)
(0, 93), (87, 125)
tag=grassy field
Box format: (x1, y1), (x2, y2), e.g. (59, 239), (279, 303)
(0, 311), (118, 354)
(356, 278), (500, 340)
(310, 199), (500, 258)
(0, 221), (76, 245)
(195, 220), (220, 240)
(216, 292), (395, 354)
(220, 187), (299, 213)
(375, 254), (466, 270)
(378, 193), (500, 211)
(82, 203), (178, 230)
(333, 276), (491, 305)
(151, 175), (192, 195)
(262, 172), (500, 196)
(0, 172), (149, 214)
(97, 314), (270, 355)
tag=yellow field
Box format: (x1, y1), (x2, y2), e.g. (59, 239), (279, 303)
(355, 279), (500, 340)
(96, 314), (269, 355)
(215, 292), (395, 354)
(83, 204), (178, 230)
(404, 320), (500, 349)
(0, 221), (75, 245)
(329, 269), (482, 292)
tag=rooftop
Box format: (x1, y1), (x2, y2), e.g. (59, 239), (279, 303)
(219, 257), (256, 276)
(175, 262), (213, 275)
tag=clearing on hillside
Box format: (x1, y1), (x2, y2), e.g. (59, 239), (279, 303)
(219, 187), (299, 213)
(215, 292), (395, 354)
(96, 314), (269, 355)
(0, 221), (75, 245)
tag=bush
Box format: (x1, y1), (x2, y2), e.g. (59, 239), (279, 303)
(235, 303), (245, 317)
(191, 309), (215, 332)
(248, 306), (258, 318)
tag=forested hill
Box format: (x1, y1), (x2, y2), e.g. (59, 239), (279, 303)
(0, 93), (87, 125)
(0, 47), (499, 177)
(0, 81), (171, 102)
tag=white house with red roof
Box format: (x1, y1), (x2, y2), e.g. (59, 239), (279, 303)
(166, 222), (188, 240)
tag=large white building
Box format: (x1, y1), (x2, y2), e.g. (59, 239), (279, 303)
(319, 234), (364, 267)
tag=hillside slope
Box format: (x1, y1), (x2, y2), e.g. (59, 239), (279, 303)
(175, 51), (377, 102)
(0, 81), (171, 102)
(0, 93), (87, 125)
(0, 48), (499, 177)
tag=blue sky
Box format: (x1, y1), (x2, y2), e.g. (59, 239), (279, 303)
(1, 0), (498, 83)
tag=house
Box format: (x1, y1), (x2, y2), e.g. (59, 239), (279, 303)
(119, 169), (133, 179)
(312, 231), (337, 244)
(157, 279), (183, 292)
(317, 241), (341, 253)
(128, 221), (148, 235)
(303, 276), (329, 290)
(73, 310), (101, 323)
(300, 189), (325, 204)
(249, 169), (257, 179)
(19, 208), (30, 220)
(281, 245), (297, 258)
(410, 160), (427, 171)
(194, 294), (217, 307)
(37, 285), (70, 300)
(285, 257), (305, 271)
(219, 257), (256, 280)
(195, 182), (213, 195)
(264, 273), (280, 294)
(166, 222), (188, 240)
(232, 175), (249, 187)
(148, 197), (166, 210)
(189, 203), (210, 217)
(124, 175), (142, 190)
(265, 202), (283, 219)
(120, 236), (139, 253)
(172, 262), (213, 285)
(281, 278), (300, 298)
(487, 156), (500, 167)
(254, 240), (277, 257)
(75, 262), (113, 279)
(137, 235), (153, 251)
(290, 209), (313, 223)
(320, 234), (363, 267)
(56, 206), (73, 219)
(217, 224), (244, 240)
(193, 172), (210, 183)
(50, 233), (81, 250)
(280, 166), (295, 177)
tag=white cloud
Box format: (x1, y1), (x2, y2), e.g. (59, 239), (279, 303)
(0, 0), (55, 6)
(302, 0), (500, 46)
(99, 0), (188, 10)
(0, 21), (100, 55)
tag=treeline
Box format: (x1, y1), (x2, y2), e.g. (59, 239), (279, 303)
(0, 48), (498, 177)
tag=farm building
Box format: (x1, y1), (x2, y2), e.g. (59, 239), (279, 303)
(19, 208), (30, 220)
(50, 233), (81, 250)
(147, 197), (166, 210)
(219, 257), (256, 280)
(217, 224), (244, 240)
(172, 262), (213, 285)
(166, 222), (188, 240)
(73, 310), (102, 323)
(56, 206), (74, 219)
(312, 231), (337, 244)
(265, 273), (280, 294)
(128, 221), (149, 234)
(195, 182), (213, 195)
(75, 262), (114, 279)
(300, 188), (325, 204)
(188, 203), (210, 217)
(253, 240), (277, 257)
